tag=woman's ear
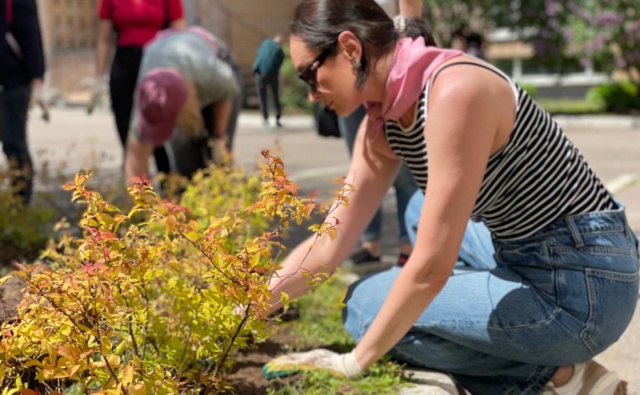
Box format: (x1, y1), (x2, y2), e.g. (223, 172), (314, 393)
(337, 31), (362, 63)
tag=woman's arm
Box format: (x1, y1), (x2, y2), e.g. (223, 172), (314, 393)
(124, 133), (155, 182)
(209, 99), (234, 164)
(167, 0), (186, 28)
(95, 20), (113, 79)
(211, 100), (233, 139)
(353, 69), (511, 369)
(169, 19), (186, 29)
(266, 116), (402, 314)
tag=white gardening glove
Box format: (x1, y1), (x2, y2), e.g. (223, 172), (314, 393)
(263, 348), (363, 379)
(209, 137), (230, 166)
(87, 77), (106, 115)
(30, 81), (50, 122)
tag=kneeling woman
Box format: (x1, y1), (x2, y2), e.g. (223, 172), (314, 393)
(263, 0), (639, 394)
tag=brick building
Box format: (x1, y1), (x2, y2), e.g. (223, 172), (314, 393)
(37, 0), (100, 102)
(37, 0), (298, 104)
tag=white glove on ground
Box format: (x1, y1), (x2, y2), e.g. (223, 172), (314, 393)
(263, 348), (363, 379)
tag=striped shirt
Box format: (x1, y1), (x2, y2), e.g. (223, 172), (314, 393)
(384, 62), (616, 240)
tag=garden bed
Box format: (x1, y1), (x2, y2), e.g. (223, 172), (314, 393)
(0, 157), (412, 394)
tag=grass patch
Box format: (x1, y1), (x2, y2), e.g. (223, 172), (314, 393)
(286, 271), (355, 351)
(267, 362), (407, 395)
(538, 98), (604, 115)
(270, 271), (409, 395)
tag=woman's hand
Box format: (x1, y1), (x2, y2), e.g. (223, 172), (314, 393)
(209, 137), (230, 166)
(87, 77), (106, 115)
(263, 349), (363, 379)
(30, 79), (49, 122)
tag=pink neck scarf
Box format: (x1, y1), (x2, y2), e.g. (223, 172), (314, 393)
(364, 37), (463, 139)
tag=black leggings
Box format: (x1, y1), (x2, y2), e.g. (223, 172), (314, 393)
(109, 46), (170, 173)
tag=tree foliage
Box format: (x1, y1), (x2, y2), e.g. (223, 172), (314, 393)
(422, 0), (640, 82)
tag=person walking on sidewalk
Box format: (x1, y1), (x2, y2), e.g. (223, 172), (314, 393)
(92, 0), (185, 174)
(124, 27), (242, 182)
(262, 0), (639, 394)
(253, 34), (285, 131)
(0, 0), (47, 204)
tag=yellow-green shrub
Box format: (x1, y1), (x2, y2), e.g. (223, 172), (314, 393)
(0, 152), (344, 394)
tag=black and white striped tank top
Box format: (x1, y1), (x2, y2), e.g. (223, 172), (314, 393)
(384, 61), (616, 240)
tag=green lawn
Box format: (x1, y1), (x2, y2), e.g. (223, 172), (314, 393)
(536, 98), (605, 115)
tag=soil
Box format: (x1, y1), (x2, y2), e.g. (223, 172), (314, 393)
(226, 326), (300, 394)
(0, 274), (25, 322)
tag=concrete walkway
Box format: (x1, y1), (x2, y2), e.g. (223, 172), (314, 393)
(4, 107), (640, 394)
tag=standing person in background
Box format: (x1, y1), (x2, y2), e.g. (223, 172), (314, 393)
(91, 0), (185, 174)
(338, 0), (421, 268)
(0, 0), (46, 204)
(253, 34), (285, 131)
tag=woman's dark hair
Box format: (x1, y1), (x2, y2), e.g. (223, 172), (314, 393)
(290, 0), (436, 89)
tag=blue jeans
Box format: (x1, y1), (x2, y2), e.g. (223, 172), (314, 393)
(338, 106), (418, 244)
(0, 84), (33, 204)
(343, 199), (639, 394)
(405, 190), (496, 270)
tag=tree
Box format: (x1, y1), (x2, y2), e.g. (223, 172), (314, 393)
(422, 0), (640, 84)
(561, 0), (640, 83)
(421, 0), (497, 47)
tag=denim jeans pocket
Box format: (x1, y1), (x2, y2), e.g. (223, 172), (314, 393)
(549, 228), (637, 257)
(581, 268), (639, 353)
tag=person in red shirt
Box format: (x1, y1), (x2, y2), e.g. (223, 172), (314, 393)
(91, 0), (185, 174)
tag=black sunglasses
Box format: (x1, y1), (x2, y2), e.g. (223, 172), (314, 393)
(298, 44), (336, 93)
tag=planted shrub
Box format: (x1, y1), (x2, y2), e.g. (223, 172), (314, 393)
(0, 152), (348, 394)
(0, 172), (55, 265)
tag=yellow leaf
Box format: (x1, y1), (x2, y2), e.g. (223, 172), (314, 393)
(100, 337), (112, 356)
(67, 364), (80, 378)
(166, 215), (176, 233)
(122, 363), (134, 386)
(57, 345), (78, 361)
(327, 227), (337, 240)
(105, 354), (121, 369)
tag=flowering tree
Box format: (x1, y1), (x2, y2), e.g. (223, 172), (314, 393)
(421, 0), (496, 46)
(503, 0), (640, 82)
(422, 0), (640, 83)
(563, 0), (639, 83)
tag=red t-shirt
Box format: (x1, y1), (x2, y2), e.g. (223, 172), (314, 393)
(98, 0), (184, 47)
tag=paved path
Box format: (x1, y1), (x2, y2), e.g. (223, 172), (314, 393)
(4, 108), (640, 394)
